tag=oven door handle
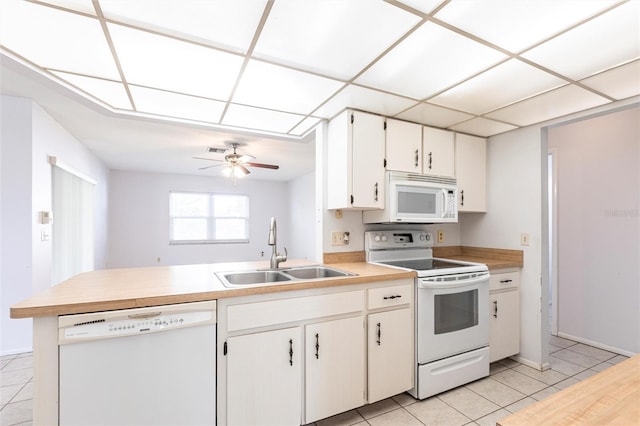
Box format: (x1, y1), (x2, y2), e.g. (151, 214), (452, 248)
(418, 272), (490, 289)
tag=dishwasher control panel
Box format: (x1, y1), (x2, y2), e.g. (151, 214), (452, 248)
(58, 301), (217, 344)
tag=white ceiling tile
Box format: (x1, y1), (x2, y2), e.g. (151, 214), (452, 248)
(580, 60), (640, 100)
(356, 22), (507, 99)
(289, 116), (323, 136)
(313, 84), (419, 119)
(0, 0), (119, 79)
(522, 1), (640, 80)
(450, 117), (518, 137)
(36, 0), (96, 15)
(232, 60), (343, 115)
(485, 84), (610, 126)
(430, 59), (566, 114)
(435, 0), (622, 53)
(50, 71), (131, 109)
(395, 0), (448, 15)
(108, 23), (244, 100)
(129, 86), (226, 124)
(254, 0), (421, 80)
(100, 0), (267, 54)
(396, 102), (475, 128)
(222, 104), (306, 134)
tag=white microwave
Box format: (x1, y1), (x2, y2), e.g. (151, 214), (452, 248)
(363, 172), (458, 224)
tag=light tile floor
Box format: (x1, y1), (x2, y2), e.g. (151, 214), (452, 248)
(0, 336), (629, 426)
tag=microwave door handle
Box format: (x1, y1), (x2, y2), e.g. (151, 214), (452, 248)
(441, 188), (448, 218)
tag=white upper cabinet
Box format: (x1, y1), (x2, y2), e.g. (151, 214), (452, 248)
(385, 118), (422, 173)
(455, 133), (487, 212)
(327, 109), (385, 210)
(423, 127), (455, 178)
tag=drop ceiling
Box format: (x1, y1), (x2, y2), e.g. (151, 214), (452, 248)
(1, 0), (638, 180)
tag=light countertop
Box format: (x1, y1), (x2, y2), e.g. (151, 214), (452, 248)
(10, 260), (415, 319)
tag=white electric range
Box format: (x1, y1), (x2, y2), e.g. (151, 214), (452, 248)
(365, 230), (491, 399)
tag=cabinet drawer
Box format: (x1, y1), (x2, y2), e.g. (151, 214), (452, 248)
(227, 290), (364, 332)
(489, 271), (519, 291)
(368, 284), (413, 310)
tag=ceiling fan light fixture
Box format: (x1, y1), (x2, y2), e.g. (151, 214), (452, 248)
(222, 164), (247, 179)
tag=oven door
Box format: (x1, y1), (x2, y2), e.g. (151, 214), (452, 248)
(416, 272), (489, 364)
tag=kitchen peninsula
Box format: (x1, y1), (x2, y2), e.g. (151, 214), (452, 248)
(11, 259), (416, 425)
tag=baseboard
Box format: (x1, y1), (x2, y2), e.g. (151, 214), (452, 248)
(510, 355), (549, 371)
(557, 332), (635, 357)
(1, 346), (33, 357)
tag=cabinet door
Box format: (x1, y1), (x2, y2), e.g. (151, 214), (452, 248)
(351, 111), (385, 209)
(455, 133), (486, 212)
(305, 316), (365, 423)
(423, 127), (454, 177)
(368, 308), (414, 403)
(385, 118), (422, 173)
(489, 291), (520, 362)
(227, 327), (302, 426)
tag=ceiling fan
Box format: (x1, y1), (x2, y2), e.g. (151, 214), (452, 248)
(194, 142), (279, 178)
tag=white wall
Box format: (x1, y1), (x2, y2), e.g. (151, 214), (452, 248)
(461, 125), (545, 368)
(1, 96), (34, 355)
(107, 170), (294, 268)
(288, 171), (317, 261)
(0, 95), (109, 355)
(548, 105), (639, 355)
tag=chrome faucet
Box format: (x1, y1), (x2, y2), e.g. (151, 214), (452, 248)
(268, 217), (287, 269)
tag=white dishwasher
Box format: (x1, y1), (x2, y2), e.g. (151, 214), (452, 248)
(58, 300), (216, 426)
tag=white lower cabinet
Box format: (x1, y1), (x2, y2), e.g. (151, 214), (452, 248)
(226, 327), (302, 426)
(489, 270), (520, 362)
(218, 279), (414, 425)
(305, 316), (365, 423)
(367, 307), (413, 403)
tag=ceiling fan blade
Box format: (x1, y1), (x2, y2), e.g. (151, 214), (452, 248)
(193, 156), (224, 163)
(197, 164), (225, 170)
(238, 165), (251, 175)
(246, 162), (279, 170)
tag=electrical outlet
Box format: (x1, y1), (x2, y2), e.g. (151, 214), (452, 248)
(331, 231), (347, 246)
(437, 230), (445, 243)
(520, 233), (530, 246)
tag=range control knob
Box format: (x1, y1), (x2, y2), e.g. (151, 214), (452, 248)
(374, 235), (381, 242)
(381, 235), (388, 242)
(425, 233), (432, 242)
(419, 234), (425, 241)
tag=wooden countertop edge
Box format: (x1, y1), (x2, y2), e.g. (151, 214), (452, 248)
(10, 264), (415, 319)
(497, 354), (640, 425)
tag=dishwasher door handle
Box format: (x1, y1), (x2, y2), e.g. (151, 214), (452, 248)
(128, 312), (162, 320)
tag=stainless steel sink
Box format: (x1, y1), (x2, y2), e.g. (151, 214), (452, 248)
(281, 266), (354, 280)
(216, 265), (355, 287)
(218, 270), (291, 286)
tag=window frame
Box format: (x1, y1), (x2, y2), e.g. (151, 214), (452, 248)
(169, 191), (250, 245)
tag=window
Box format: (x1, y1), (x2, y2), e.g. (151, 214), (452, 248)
(169, 192), (249, 244)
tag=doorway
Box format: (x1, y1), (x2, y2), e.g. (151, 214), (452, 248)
(547, 149), (558, 336)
